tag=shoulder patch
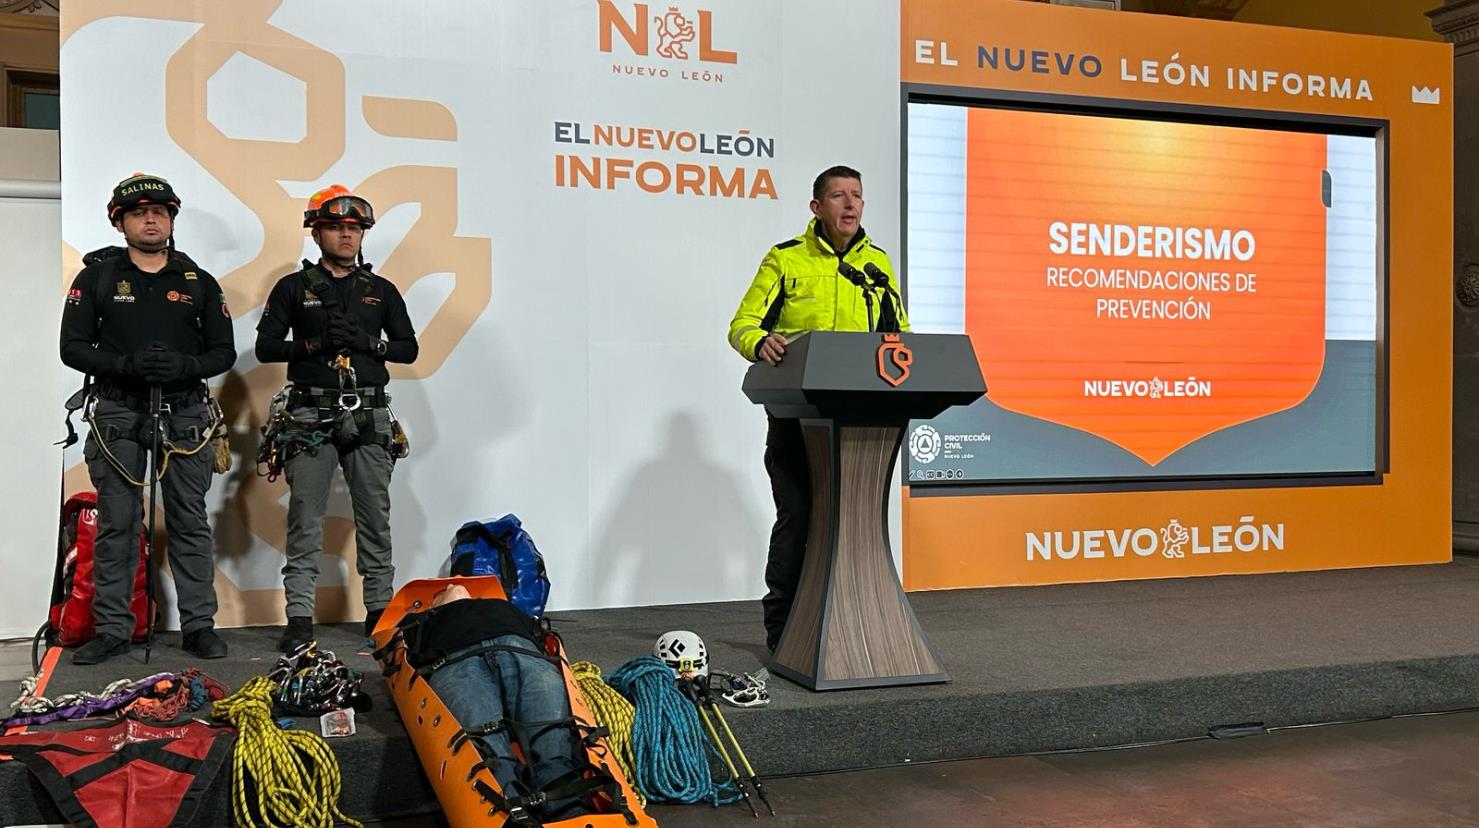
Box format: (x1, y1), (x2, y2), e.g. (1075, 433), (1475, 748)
(774, 239), (802, 250)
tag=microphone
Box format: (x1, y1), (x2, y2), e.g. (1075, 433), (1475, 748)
(838, 262), (867, 287)
(863, 262), (891, 288)
(837, 262), (875, 331)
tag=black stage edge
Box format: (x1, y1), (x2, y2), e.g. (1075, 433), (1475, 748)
(8, 560), (1479, 825)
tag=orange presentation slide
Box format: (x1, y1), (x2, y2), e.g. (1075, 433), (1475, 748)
(900, 0), (1450, 589)
(966, 109), (1328, 466)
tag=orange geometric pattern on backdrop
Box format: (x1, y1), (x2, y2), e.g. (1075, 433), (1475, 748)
(965, 108), (1328, 465)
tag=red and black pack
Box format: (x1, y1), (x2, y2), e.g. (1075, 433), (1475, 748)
(46, 492), (151, 646)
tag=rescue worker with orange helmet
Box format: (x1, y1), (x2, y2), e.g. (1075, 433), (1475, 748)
(255, 185), (419, 652)
(59, 173), (236, 665)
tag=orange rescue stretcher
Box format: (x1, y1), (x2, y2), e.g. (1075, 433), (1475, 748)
(371, 576), (657, 827)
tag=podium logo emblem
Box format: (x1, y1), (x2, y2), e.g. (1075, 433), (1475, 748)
(909, 424), (942, 464)
(877, 333), (914, 387)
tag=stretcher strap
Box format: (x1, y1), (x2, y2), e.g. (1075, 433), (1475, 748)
(460, 716), (637, 826)
(473, 779), (542, 826)
(533, 765), (638, 824)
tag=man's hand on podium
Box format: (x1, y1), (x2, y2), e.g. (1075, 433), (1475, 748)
(757, 333), (789, 366)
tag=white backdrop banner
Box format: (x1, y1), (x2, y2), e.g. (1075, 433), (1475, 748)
(0, 189), (63, 640)
(49, 0), (900, 630)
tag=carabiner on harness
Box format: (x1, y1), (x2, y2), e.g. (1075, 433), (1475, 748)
(332, 354), (361, 412)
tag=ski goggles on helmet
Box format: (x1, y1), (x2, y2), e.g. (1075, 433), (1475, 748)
(303, 189), (376, 229)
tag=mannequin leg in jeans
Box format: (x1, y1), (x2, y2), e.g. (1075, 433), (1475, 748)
(427, 634), (587, 818)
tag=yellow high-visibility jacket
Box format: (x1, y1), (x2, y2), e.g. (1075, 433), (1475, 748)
(727, 219), (910, 361)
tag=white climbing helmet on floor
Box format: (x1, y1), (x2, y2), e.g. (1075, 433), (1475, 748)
(654, 630), (708, 678)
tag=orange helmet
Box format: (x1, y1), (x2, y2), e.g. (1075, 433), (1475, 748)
(303, 184), (375, 229)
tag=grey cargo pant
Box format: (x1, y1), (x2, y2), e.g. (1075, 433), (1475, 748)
(282, 403), (397, 618)
(83, 398), (219, 640)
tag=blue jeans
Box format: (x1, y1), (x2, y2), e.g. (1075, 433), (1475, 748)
(427, 635), (587, 818)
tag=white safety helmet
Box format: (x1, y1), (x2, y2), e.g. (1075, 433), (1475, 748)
(654, 630), (708, 678)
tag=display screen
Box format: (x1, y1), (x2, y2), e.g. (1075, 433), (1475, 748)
(904, 102), (1381, 486)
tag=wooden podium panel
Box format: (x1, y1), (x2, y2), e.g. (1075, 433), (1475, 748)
(743, 331), (984, 691)
(770, 421), (948, 690)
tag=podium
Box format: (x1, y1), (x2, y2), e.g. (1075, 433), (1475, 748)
(743, 331), (985, 690)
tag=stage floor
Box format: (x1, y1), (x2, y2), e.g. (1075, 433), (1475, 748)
(6, 559), (1479, 825)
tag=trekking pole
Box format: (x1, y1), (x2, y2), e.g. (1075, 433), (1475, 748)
(702, 680), (775, 816)
(144, 384), (162, 664)
(681, 677), (758, 818)
(697, 702), (759, 818)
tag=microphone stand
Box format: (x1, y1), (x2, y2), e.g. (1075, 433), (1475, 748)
(865, 265), (902, 333)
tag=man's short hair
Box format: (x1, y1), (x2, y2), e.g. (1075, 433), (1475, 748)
(812, 165), (862, 201)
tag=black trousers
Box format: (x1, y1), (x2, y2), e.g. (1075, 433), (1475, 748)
(762, 416), (811, 651)
(84, 399), (219, 640)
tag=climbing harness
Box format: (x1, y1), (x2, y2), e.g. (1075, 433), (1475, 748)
(84, 390), (224, 488)
(257, 371), (408, 480)
(255, 388), (334, 482)
(127, 668), (229, 722)
(3, 668), (223, 729)
(5, 672), (170, 729)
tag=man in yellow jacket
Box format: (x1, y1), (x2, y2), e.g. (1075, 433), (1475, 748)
(728, 165), (909, 652)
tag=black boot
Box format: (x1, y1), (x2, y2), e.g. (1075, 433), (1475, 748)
(72, 634), (130, 666)
(279, 617), (313, 654)
(363, 608), (384, 637)
(182, 627), (228, 659)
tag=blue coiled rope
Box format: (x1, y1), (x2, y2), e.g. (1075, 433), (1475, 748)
(607, 656), (740, 806)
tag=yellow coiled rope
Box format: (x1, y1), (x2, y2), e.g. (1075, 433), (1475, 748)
(211, 676), (364, 828)
(571, 660), (645, 805)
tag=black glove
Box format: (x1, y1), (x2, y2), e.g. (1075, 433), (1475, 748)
(328, 311), (374, 353)
(138, 349), (197, 384)
(114, 351), (146, 379)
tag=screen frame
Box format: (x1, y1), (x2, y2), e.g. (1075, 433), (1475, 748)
(900, 84), (1391, 496)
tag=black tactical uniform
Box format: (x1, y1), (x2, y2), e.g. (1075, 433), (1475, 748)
(60, 178), (236, 665)
(256, 255), (418, 646)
